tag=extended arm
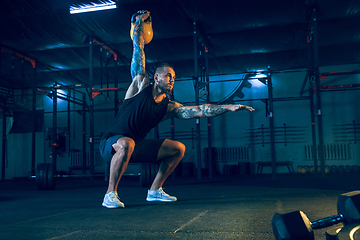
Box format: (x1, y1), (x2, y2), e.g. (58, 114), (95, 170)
(164, 102), (254, 120)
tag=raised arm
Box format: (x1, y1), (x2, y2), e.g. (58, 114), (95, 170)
(125, 11), (151, 99)
(164, 102), (254, 120)
(124, 74), (150, 99)
(130, 11), (149, 79)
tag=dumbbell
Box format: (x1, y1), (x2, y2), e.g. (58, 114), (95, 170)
(272, 191), (360, 240)
(325, 221), (360, 240)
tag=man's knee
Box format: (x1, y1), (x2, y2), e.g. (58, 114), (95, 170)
(157, 140), (186, 160)
(169, 140), (185, 157)
(176, 141), (186, 156)
(112, 137), (135, 156)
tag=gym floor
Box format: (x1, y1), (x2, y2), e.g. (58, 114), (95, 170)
(1, 173), (359, 240)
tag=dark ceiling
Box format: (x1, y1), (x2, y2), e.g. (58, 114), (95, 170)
(1, 0), (360, 90)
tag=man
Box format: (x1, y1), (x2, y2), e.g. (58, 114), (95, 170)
(100, 10), (254, 208)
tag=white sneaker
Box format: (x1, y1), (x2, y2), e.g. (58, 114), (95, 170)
(146, 188), (177, 202)
(102, 191), (125, 208)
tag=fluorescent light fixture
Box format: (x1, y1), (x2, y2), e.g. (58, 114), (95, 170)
(70, 0), (117, 14)
(248, 71), (267, 86)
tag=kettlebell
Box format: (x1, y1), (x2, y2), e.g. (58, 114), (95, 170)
(130, 11), (153, 44)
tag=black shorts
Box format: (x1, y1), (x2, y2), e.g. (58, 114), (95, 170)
(99, 135), (165, 163)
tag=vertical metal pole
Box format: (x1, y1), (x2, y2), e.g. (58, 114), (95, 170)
(0, 47), (2, 77)
(205, 45), (212, 178)
(67, 92), (71, 157)
(170, 93), (175, 141)
(1, 106), (6, 181)
(52, 87), (58, 174)
(169, 93), (176, 179)
(31, 65), (37, 176)
(114, 59), (119, 116)
(194, 20), (201, 180)
(309, 84), (318, 176)
(89, 38), (95, 178)
(267, 66), (277, 179)
(0, 50), (3, 181)
(310, 9), (325, 176)
(82, 94), (87, 176)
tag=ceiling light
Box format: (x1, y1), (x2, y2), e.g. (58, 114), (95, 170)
(70, 0), (117, 14)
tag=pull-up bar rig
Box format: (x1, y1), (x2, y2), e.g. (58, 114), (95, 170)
(87, 37), (119, 178)
(33, 37), (123, 181)
(0, 46), (37, 180)
(37, 85), (88, 176)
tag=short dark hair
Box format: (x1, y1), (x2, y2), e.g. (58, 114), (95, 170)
(154, 62), (174, 75)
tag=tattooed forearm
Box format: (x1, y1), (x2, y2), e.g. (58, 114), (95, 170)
(173, 104), (229, 120)
(131, 19), (145, 79)
(199, 104), (229, 117)
(178, 107), (200, 119)
(171, 103), (200, 120)
(169, 103), (253, 120)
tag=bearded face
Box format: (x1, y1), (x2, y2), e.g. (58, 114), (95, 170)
(154, 67), (175, 95)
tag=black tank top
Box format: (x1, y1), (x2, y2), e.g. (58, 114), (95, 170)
(102, 85), (169, 142)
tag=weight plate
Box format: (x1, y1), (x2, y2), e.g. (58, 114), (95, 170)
(337, 222), (360, 240)
(140, 163), (152, 188)
(47, 163), (56, 190)
(36, 163), (48, 190)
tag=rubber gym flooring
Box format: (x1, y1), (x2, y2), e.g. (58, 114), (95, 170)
(1, 173), (359, 240)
